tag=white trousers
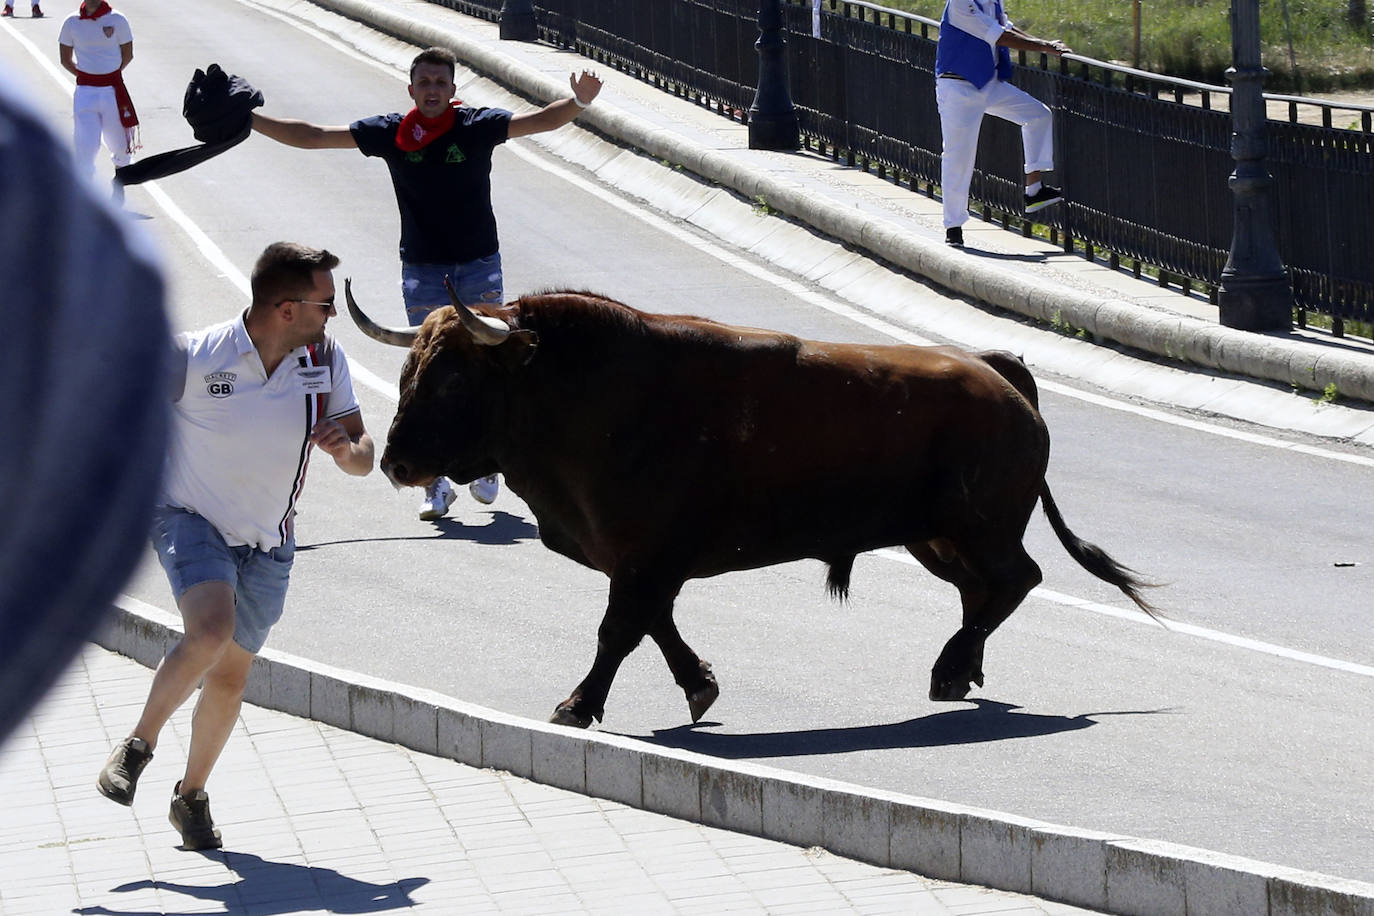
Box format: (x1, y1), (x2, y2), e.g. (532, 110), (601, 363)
(72, 84), (131, 177)
(936, 76), (1054, 229)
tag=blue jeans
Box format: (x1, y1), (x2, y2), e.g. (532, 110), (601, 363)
(401, 254), (504, 327)
(150, 506), (294, 654)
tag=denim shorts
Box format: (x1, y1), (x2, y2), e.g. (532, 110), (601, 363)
(401, 254), (504, 327)
(150, 506), (294, 654)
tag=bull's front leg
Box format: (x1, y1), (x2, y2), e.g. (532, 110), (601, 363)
(550, 572), (682, 728)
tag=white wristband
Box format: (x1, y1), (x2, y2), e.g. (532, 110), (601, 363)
(572, 96), (590, 109)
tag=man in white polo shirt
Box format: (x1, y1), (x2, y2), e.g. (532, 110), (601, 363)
(58, 1), (137, 196)
(96, 242), (375, 851)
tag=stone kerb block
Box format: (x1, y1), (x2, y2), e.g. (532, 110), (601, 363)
(1179, 848), (1279, 916)
(699, 764), (763, 836)
(267, 661), (311, 720)
(392, 688), (439, 757)
(643, 754), (701, 822)
(348, 681), (395, 743)
(890, 799), (964, 883)
(480, 714), (534, 778)
(960, 809), (1042, 895)
(584, 739), (644, 808)
(822, 787), (892, 867)
(530, 727), (588, 794)
(1107, 838), (1188, 916)
(242, 654), (272, 707)
(759, 775), (825, 849)
(1269, 871), (1374, 916)
(1031, 825), (1131, 912)
(435, 704), (482, 768)
(308, 668), (352, 732)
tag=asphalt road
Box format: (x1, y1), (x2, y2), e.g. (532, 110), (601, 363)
(6, 0), (1371, 883)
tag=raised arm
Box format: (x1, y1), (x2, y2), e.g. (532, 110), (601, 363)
(250, 112), (358, 150)
(507, 70), (602, 139)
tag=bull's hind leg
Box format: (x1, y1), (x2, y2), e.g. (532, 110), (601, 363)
(913, 540), (1043, 701)
(550, 573), (682, 729)
(649, 615), (719, 723)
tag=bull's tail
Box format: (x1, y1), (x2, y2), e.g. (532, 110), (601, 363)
(1041, 483), (1162, 620)
(826, 555), (855, 602)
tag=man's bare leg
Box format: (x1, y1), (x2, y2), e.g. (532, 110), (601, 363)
(130, 581), (237, 751)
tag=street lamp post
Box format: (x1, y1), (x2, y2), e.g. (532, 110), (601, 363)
(499, 0), (537, 42)
(748, 0), (800, 150)
(1217, 0), (1294, 331)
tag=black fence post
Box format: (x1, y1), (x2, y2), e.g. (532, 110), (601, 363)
(1217, 0), (1294, 331)
(499, 0), (538, 41)
(748, 0), (800, 150)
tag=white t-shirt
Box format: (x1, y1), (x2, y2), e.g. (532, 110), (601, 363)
(58, 9), (133, 76)
(160, 312), (361, 551)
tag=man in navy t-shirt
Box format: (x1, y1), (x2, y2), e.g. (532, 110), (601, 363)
(252, 47), (602, 520)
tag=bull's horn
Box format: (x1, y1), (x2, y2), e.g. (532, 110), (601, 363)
(444, 276), (510, 346)
(344, 278), (417, 348)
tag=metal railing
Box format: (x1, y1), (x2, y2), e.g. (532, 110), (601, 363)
(427, 0), (1374, 334)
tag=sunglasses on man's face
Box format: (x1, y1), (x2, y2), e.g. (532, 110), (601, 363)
(283, 297), (336, 314)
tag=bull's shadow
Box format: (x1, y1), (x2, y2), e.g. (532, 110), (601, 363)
(72, 850), (429, 916)
(298, 510), (538, 550)
(631, 700), (1173, 759)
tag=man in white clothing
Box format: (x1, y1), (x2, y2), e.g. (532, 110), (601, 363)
(934, 0), (1069, 247)
(95, 242), (375, 851)
(58, 0), (137, 196)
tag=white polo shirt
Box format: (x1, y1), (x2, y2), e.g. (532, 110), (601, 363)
(58, 10), (133, 75)
(160, 312), (360, 551)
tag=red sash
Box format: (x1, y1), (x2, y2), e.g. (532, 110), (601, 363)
(76, 69), (141, 153)
(394, 102), (461, 152)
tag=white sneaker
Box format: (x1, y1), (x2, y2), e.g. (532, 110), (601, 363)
(418, 477), (457, 520)
(469, 474), (499, 505)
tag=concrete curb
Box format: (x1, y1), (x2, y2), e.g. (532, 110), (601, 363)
(95, 600), (1374, 916)
(308, 0), (1374, 405)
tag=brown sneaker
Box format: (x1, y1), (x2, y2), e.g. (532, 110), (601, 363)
(97, 736), (153, 805)
(169, 781), (223, 850)
(30, 4), (42, 16)
(1, 7), (14, 17)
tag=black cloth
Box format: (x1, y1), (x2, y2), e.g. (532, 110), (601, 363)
(0, 80), (169, 742)
(350, 107), (511, 265)
(114, 63), (263, 187)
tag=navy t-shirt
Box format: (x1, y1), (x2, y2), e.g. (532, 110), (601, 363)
(350, 106), (512, 265)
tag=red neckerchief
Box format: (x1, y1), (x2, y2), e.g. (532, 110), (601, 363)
(394, 101), (462, 153)
(80, 1), (112, 18)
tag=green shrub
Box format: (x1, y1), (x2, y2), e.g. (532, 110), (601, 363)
(866, 0), (1374, 90)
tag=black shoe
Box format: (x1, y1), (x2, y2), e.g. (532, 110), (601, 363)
(1024, 184), (1063, 214)
(169, 781), (223, 850)
(30, 4), (42, 16)
(945, 226), (964, 247)
(97, 736), (153, 806)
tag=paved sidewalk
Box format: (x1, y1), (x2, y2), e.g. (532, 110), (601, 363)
(0, 646), (1096, 915)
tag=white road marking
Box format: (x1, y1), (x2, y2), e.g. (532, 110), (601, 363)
(12, 5), (1367, 677)
(873, 548), (1374, 678)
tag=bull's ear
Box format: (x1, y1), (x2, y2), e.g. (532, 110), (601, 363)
(495, 329), (538, 369)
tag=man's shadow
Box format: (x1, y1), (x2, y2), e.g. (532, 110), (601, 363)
(74, 850), (429, 916)
(630, 699), (1173, 758)
(299, 510), (539, 550)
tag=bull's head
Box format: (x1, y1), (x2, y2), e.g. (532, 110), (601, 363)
(345, 277), (537, 490)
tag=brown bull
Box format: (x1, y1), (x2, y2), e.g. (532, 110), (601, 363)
(347, 279), (1157, 727)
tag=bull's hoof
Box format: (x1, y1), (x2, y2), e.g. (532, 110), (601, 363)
(687, 681), (720, 723)
(929, 676), (973, 702)
(549, 703), (594, 729)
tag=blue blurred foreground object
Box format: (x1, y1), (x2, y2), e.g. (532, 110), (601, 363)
(0, 79), (169, 743)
